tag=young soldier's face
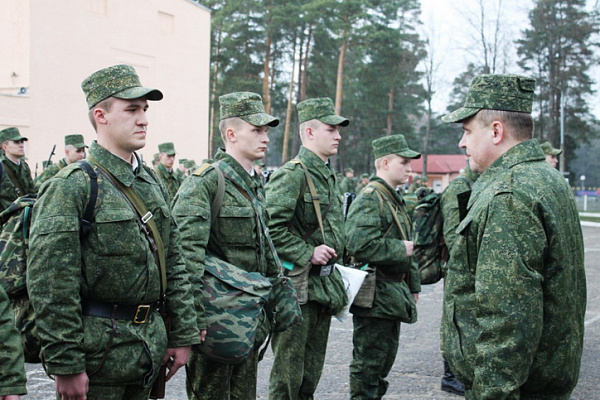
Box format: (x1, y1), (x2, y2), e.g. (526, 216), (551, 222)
(159, 153), (175, 169)
(102, 97), (149, 155)
(2, 139), (25, 159)
(311, 121), (341, 159)
(545, 154), (558, 168)
(388, 155), (412, 187)
(230, 119), (270, 162)
(65, 146), (86, 164)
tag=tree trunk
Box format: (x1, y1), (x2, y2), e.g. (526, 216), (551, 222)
(387, 88), (394, 136)
(262, 25), (272, 114)
(335, 29), (348, 115)
(209, 29), (222, 158)
(282, 33), (298, 164)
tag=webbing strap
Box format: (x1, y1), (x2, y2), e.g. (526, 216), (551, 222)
(90, 158), (167, 296)
(369, 181), (410, 240)
(3, 160), (25, 196)
(292, 159), (326, 244)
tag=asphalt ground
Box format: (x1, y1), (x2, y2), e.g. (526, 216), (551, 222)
(23, 225), (600, 399)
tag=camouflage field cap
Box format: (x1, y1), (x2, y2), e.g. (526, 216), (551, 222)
(81, 64), (163, 109)
(442, 74), (536, 123)
(372, 134), (421, 159)
(64, 134), (87, 148)
(158, 142), (176, 155)
(540, 141), (562, 156)
(183, 159), (197, 169)
(344, 167), (354, 173)
(219, 92), (279, 127)
(361, 173), (369, 179)
(0, 127), (28, 142)
(297, 97), (350, 126)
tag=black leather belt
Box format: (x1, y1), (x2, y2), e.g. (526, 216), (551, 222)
(309, 264), (334, 277)
(82, 299), (159, 324)
(375, 271), (406, 282)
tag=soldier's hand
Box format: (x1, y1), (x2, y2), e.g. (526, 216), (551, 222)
(56, 372), (89, 400)
(0, 395), (21, 400)
(200, 329), (207, 342)
(404, 241), (414, 257)
(310, 245), (337, 266)
(163, 346), (192, 382)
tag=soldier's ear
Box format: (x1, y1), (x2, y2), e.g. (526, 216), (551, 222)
(491, 121), (505, 145)
(93, 108), (108, 126)
(226, 127), (236, 143)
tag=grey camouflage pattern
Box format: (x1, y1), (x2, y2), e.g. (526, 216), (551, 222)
(442, 74), (535, 123)
(441, 140), (586, 399)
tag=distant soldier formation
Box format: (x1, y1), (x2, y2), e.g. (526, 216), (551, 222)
(0, 66), (586, 400)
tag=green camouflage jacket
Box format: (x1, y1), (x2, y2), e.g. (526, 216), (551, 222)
(0, 285), (26, 396)
(264, 146), (347, 314)
(34, 158), (68, 190)
(339, 176), (355, 194)
(28, 141), (200, 383)
(440, 164), (479, 253)
(345, 176), (419, 322)
(155, 162), (182, 201)
(172, 149), (279, 330)
(0, 156), (35, 211)
(441, 140), (586, 399)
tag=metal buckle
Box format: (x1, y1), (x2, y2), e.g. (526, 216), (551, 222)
(133, 305), (151, 324)
(141, 211), (153, 224)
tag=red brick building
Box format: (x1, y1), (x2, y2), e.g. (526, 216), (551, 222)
(410, 154), (469, 192)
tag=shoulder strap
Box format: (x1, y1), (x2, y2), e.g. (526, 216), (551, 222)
(291, 159), (326, 243)
(76, 161), (98, 238)
(91, 160), (167, 297)
(369, 181), (410, 240)
(2, 160), (25, 196)
(193, 163), (225, 226)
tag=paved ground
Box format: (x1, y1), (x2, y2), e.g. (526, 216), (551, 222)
(23, 225), (600, 399)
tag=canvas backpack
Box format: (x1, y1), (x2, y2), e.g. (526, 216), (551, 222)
(411, 187), (446, 285)
(0, 161), (99, 363)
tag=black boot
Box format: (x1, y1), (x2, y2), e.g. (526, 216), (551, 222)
(441, 359), (465, 396)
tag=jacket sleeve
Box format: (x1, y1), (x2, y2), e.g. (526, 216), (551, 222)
(171, 173), (215, 331)
(471, 192), (545, 399)
(264, 166), (314, 269)
(28, 171), (88, 375)
(0, 286), (27, 396)
(345, 192), (410, 273)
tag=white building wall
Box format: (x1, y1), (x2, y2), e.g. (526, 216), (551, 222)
(0, 0), (210, 173)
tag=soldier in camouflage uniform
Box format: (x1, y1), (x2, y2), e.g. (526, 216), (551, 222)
(539, 141), (562, 169)
(345, 134), (421, 400)
(34, 134), (88, 190)
(154, 142), (182, 201)
(28, 64), (200, 400)
(172, 92), (280, 400)
(265, 97), (349, 400)
(339, 167), (355, 193)
(0, 127), (35, 211)
(0, 285), (27, 399)
(354, 173), (369, 193)
(440, 74), (586, 399)
(438, 161), (479, 396)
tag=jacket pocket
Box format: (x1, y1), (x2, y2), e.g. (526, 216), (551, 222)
(217, 205), (255, 245)
(94, 208), (141, 256)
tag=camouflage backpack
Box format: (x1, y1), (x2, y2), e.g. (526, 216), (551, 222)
(0, 161), (99, 363)
(412, 188), (447, 285)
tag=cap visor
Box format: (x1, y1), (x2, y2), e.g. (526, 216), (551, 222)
(113, 87), (164, 101)
(242, 113), (280, 127)
(320, 115), (350, 127)
(398, 150), (421, 159)
(15, 135), (28, 141)
(441, 107), (480, 123)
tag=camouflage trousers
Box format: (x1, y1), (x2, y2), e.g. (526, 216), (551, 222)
(268, 301), (332, 400)
(349, 316), (401, 400)
(55, 384), (152, 400)
(186, 345), (260, 400)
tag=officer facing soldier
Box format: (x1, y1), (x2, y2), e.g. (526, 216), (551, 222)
(265, 97), (349, 400)
(35, 134), (88, 190)
(28, 64), (200, 400)
(440, 74), (586, 399)
(0, 127), (36, 211)
(345, 134), (421, 399)
(172, 92), (280, 400)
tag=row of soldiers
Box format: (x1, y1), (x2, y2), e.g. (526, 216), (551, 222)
(0, 66), (586, 400)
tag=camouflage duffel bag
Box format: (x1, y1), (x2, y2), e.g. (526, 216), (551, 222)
(201, 254), (272, 364)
